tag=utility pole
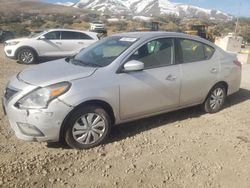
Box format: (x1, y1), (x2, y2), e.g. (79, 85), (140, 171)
(234, 2), (242, 36)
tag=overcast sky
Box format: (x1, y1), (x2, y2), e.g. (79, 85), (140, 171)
(43, 0), (250, 17)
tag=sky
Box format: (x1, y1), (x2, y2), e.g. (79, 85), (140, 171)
(44, 0), (250, 17)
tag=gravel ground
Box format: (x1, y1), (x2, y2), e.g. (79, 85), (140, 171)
(0, 44), (250, 188)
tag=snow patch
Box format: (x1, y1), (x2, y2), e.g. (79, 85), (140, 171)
(55, 2), (74, 6)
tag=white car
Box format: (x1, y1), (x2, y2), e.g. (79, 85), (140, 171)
(4, 29), (99, 64)
(90, 21), (106, 32)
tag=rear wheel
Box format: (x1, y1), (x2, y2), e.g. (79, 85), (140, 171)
(65, 106), (111, 149)
(203, 84), (226, 113)
(17, 48), (36, 64)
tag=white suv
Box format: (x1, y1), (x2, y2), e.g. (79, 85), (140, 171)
(90, 21), (106, 32)
(4, 29), (99, 64)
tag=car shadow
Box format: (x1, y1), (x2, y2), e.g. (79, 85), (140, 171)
(47, 88), (250, 149)
(107, 88), (250, 144)
(36, 57), (63, 64)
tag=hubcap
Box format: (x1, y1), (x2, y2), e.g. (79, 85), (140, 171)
(72, 113), (106, 145)
(20, 51), (33, 64)
(209, 88), (224, 110)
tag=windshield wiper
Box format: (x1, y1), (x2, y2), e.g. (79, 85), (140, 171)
(72, 59), (102, 67)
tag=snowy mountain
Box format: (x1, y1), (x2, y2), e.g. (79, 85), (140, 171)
(72, 0), (231, 20)
(56, 2), (75, 6)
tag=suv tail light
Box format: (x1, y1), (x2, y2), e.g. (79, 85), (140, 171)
(233, 60), (242, 68)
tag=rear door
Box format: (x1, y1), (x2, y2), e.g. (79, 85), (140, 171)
(178, 38), (219, 106)
(119, 38), (181, 120)
(60, 31), (96, 56)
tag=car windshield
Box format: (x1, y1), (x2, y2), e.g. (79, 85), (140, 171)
(92, 21), (103, 24)
(72, 36), (137, 67)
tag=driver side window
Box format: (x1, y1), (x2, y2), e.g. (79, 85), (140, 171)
(44, 31), (61, 40)
(128, 38), (175, 69)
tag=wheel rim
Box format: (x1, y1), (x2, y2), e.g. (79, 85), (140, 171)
(20, 51), (34, 64)
(72, 113), (106, 145)
(209, 88), (224, 110)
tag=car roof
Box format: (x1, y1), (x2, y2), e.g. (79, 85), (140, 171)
(113, 31), (215, 47)
(47, 28), (96, 34)
(91, 21), (104, 24)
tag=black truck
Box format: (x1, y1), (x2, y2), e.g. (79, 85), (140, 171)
(0, 29), (14, 43)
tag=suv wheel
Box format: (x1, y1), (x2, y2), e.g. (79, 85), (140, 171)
(203, 84), (226, 113)
(65, 106), (111, 149)
(17, 48), (36, 64)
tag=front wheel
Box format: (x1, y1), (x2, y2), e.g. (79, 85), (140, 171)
(65, 106), (111, 149)
(203, 84), (226, 113)
(17, 48), (36, 64)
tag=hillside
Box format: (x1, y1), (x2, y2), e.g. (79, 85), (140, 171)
(0, 1), (85, 14)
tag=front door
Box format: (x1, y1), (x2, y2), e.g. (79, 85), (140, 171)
(37, 31), (63, 57)
(119, 38), (181, 120)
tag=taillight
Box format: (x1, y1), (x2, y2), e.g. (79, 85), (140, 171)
(233, 60), (242, 68)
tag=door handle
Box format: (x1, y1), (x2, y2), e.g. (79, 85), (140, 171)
(78, 42), (84, 44)
(210, 68), (218, 73)
(166, 74), (177, 81)
(55, 42), (62, 45)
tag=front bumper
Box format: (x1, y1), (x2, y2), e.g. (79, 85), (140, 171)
(3, 78), (73, 142)
(4, 45), (18, 58)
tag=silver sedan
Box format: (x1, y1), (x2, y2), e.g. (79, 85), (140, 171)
(3, 32), (242, 149)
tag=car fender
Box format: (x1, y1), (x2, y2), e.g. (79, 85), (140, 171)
(15, 46), (39, 58)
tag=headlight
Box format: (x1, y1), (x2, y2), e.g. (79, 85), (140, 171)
(6, 41), (19, 46)
(16, 82), (71, 109)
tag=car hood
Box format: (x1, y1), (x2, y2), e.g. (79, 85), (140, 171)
(17, 59), (97, 87)
(5, 38), (29, 43)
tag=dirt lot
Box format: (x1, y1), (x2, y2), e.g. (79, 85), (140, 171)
(0, 44), (250, 188)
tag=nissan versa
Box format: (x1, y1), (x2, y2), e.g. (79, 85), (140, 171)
(2, 32), (241, 149)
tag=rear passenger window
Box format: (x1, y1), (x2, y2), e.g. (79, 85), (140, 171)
(180, 39), (215, 63)
(61, 31), (93, 40)
(61, 31), (78, 40)
(180, 39), (205, 63)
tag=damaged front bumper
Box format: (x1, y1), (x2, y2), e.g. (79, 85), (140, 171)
(3, 76), (73, 142)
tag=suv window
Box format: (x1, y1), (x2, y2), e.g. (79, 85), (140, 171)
(129, 38), (174, 69)
(78, 33), (93, 40)
(61, 31), (93, 40)
(44, 31), (61, 40)
(180, 39), (214, 63)
(61, 31), (78, 40)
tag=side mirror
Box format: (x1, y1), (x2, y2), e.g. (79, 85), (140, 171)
(39, 35), (46, 40)
(123, 60), (144, 72)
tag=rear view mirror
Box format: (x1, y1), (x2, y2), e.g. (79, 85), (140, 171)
(123, 60), (144, 72)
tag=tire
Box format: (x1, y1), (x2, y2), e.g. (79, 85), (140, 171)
(65, 106), (111, 149)
(17, 48), (36, 64)
(203, 84), (226, 113)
